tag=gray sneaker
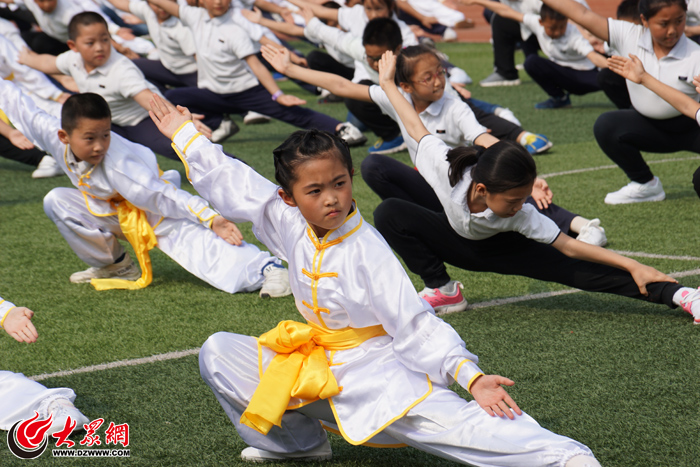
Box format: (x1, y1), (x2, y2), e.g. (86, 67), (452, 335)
(336, 122), (367, 147)
(479, 72), (521, 87)
(260, 263), (292, 298)
(70, 254), (141, 283)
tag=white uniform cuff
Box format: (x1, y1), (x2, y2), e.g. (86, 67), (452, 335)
(0, 299), (17, 328)
(454, 359), (484, 393)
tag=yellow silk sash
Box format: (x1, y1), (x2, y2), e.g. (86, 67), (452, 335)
(0, 109), (10, 125)
(241, 320), (387, 435)
(91, 200), (157, 290)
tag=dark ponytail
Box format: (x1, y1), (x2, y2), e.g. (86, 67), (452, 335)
(638, 0), (685, 20)
(446, 140), (537, 192)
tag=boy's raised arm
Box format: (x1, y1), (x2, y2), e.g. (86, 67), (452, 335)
(146, 0), (180, 18)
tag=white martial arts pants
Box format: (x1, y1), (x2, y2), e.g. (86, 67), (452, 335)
(406, 0), (466, 27)
(43, 186), (276, 294)
(199, 332), (595, 467)
(0, 371), (75, 430)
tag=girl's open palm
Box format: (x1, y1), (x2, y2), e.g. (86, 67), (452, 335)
(261, 45), (291, 74)
(470, 374), (522, 420)
(607, 54), (645, 84)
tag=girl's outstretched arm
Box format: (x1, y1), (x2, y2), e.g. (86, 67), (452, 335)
(261, 45), (371, 102)
(461, 0), (523, 23)
(284, 0), (338, 21)
(377, 51), (430, 142)
(551, 234), (677, 295)
(540, 0), (608, 41)
(609, 54), (700, 120)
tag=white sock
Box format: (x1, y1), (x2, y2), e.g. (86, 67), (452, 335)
(518, 132), (534, 146)
(438, 280), (460, 294)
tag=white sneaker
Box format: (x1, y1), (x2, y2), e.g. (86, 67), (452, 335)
(604, 176), (665, 205)
(46, 399), (89, 436)
(241, 439), (332, 463)
(211, 117), (240, 143)
(260, 263), (292, 298)
(335, 122), (367, 147)
(493, 107), (521, 126)
(680, 287), (700, 325)
(243, 111), (271, 125)
(32, 155), (64, 178)
(442, 27), (457, 42)
(70, 254), (141, 284)
(576, 218), (607, 247)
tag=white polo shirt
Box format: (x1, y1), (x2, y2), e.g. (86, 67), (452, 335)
(369, 85), (488, 163)
(502, 0), (589, 40)
(14, 0), (120, 43)
(415, 134), (561, 242)
(56, 49), (160, 126)
(178, 3), (259, 94)
(337, 4), (417, 82)
(608, 18), (700, 119)
(128, 0), (197, 75)
(522, 14), (595, 70)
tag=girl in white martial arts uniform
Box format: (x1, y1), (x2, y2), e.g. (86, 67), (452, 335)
(0, 80), (290, 297)
(0, 297), (89, 434)
(147, 94), (601, 466)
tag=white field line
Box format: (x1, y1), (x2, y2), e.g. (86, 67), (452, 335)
(30, 268), (700, 381)
(540, 155), (700, 179)
(608, 250), (700, 262)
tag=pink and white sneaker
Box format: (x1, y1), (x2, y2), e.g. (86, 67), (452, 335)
(419, 281), (467, 314)
(679, 287), (700, 324)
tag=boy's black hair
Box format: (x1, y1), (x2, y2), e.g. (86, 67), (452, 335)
(617, 0), (640, 20)
(638, 0), (685, 20)
(61, 93), (112, 134)
(395, 44), (440, 85)
(68, 11), (109, 41)
(362, 17), (402, 50)
(322, 1), (341, 9)
(539, 4), (567, 22)
(273, 130), (353, 195)
(446, 140), (537, 193)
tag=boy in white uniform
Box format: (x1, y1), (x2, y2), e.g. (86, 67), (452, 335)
(1, 297), (89, 435)
(19, 12), (219, 161)
(466, 1), (607, 108)
(0, 79), (291, 297)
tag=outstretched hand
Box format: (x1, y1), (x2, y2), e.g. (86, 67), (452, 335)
(630, 264), (677, 296)
(212, 215), (244, 246)
(149, 94), (193, 140)
(470, 374), (522, 420)
(607, 54), (645, 84)
(240, 6), (263, 23)
(377, 50), (397, 90)
(261, 44), (292, 74)
(277, 94), (307, 106)
(3, 307), (38, 344)
(8, 129), (34, 150)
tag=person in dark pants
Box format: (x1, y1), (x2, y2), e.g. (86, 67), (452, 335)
(0, 119), (63, 178)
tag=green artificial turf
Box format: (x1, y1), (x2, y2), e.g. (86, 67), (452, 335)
(1, 42), (699, 466)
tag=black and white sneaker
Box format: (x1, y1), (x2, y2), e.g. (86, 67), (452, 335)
(335, 122), (367, 147)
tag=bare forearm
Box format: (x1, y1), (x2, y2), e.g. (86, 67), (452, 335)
(147, 0), (179, 17)
(471, 0), (522, 22)
(0, 120), (15, 139)
(381, 81), (429, 142)
(541, 0), (608, 40)
(554, 234), (637, 271)
(254, 0), (286, 15)
(587, 51), (608, 69)
(286, 0), (337, 21)
(21, 52), (60, 74)
(287, 63), (369, 100)
(106, 0), (131, 13)
(257, 16), (304, 36)
(247, 55), (281, 95)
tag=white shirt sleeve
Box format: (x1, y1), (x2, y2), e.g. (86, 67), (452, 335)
(127, 0), (148, 21)
(304, 17), (365, 62)
(55, 50), (76, 76)
(117, 65), (151, 99)
(172, 122), (288, 256)
(522, 13), (540, 33)
(514, 204), (561, 244)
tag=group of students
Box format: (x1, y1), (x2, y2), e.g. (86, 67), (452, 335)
(3, 0), (700, 465)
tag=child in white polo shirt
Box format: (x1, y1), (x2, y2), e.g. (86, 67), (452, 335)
(543, 0), (700, 204)
(18, 11), (218, 161)
(0, 79), (291, 297)
(466, 0), (607, 108)
(104, 0), (198, 94)
(1, 296), (90, 436)
(145, 0), (366, 147)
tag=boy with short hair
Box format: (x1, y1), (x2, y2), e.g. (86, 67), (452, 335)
(18, 12), (215, 160)
(467, 0), (607, 108)
(1, 297), (89, 435)
(0, 79), (291, 297)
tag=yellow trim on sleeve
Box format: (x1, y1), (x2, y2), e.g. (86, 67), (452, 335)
(188, 205), (218, 224)
(183, 132), (203, 153)
(3, 72), (14, 81)
(172, 144), (191, 182)
(453, 359), (474, 382)
(327, 374), (433, 446)
(0, 304), (16, 328)
(467, 372), (485, 394)
(171, 120), (192, 142)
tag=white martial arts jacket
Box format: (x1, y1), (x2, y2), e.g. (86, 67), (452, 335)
(0, 80), (217, 226)
(173, 122), (485, 445)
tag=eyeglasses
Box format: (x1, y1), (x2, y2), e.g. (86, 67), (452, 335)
(412, 68), (447, 86)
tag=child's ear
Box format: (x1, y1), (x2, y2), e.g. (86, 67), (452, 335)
(278, 188), (297, 207)
(474, 182), (488, 197)
(67, 39), (77, 52)
(398, 81), (413, 93)
(57, 128), (70, 145)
